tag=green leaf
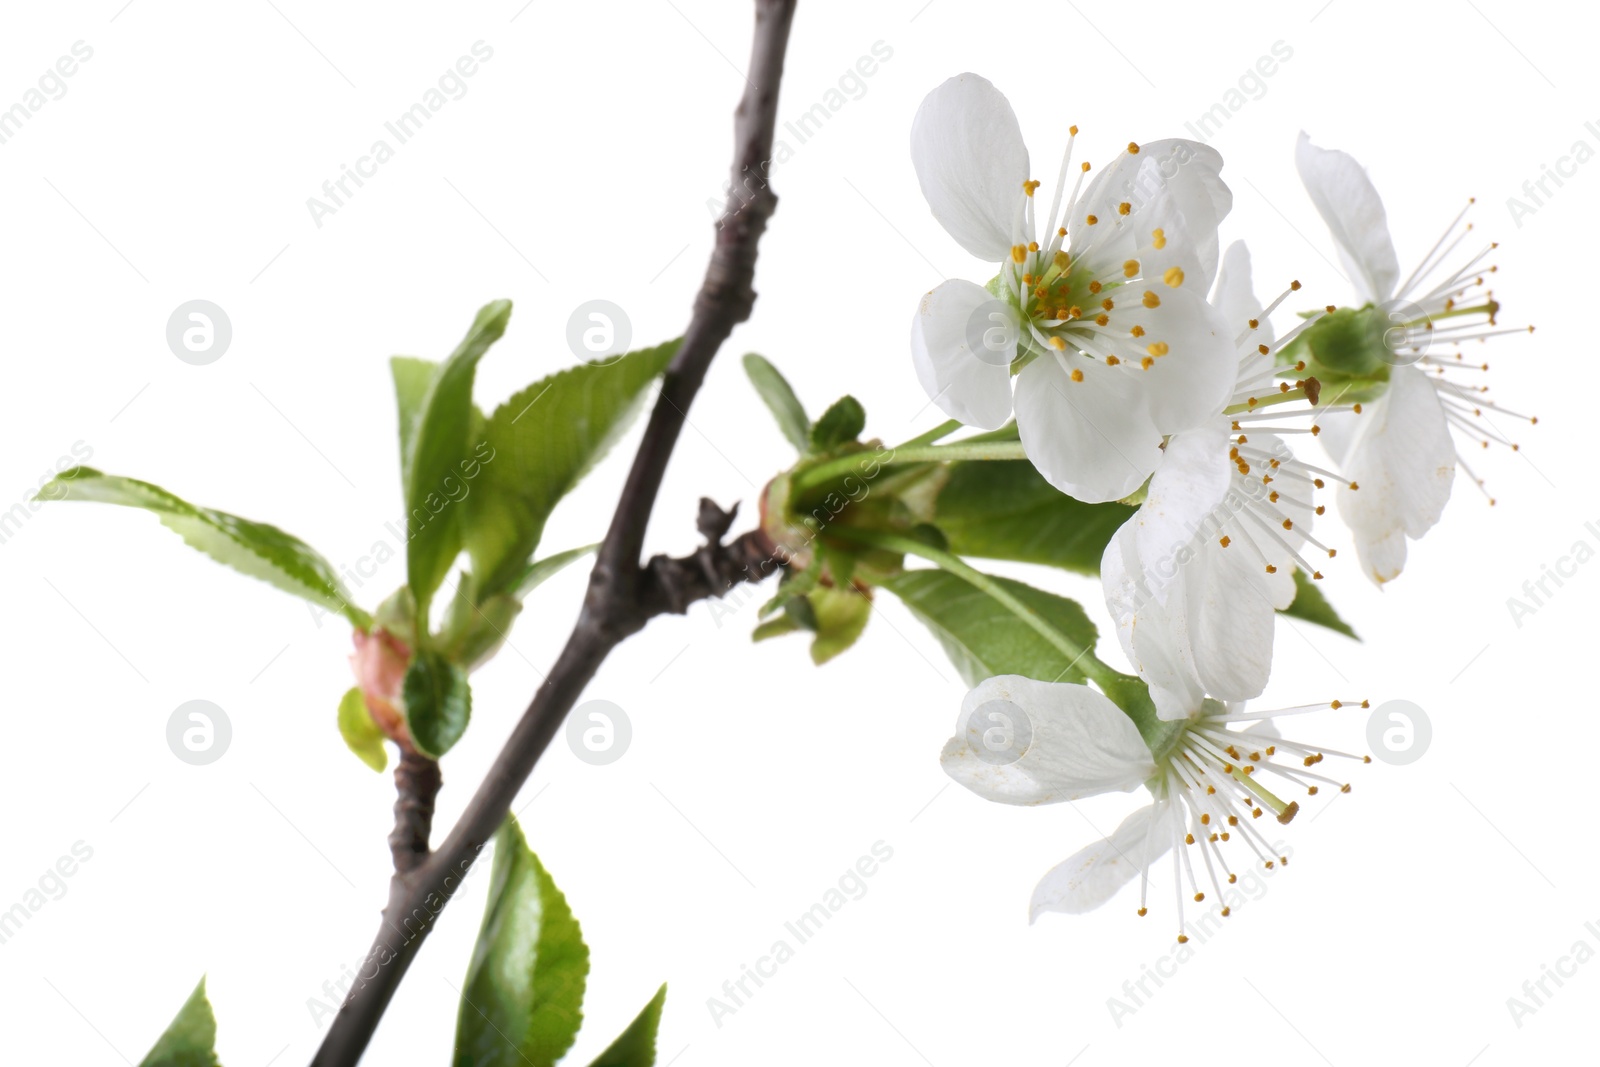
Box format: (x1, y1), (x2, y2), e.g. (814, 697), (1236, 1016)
(934, 459), (1130, 576)
(391, 356), (439, 491)
(883, 568), (1098, 687)
(463, 340), (679, 602)
(514, 544), (598, 600)
(742, 353), (810, 452)
(405, 300), (513, 620)
(588, 985), (668, 1067)
(402, 649), (471, 758)
(337, 686), (388, 773)
(809, 586), (870, 665)
(137, 977), (220, 1067)
(1283, 569), (1359, 639)
(455, 814), (590, 1067)
(809, 395), (866, 452)
(36, 467), (369, 630)
(752, 613), (803, 642)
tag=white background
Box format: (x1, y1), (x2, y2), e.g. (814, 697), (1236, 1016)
(0, 1), (1591, 1064)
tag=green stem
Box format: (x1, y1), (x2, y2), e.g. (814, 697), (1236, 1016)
(892, 418), (961, 450)
(791, 442), (1027, 494)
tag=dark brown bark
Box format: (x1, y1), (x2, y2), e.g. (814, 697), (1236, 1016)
(310, 5), (796, 1062)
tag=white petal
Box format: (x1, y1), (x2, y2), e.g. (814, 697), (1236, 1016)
(911, 280), (1015, 429)
(1130, 283), (1237, 433)
(940, 675), (1155, 806)
(1101, 523), (1206, 721)
(1078, 140), (1231, 289)
(1295, 132), (1401, 304)
(1013, 354), (1166, 503)
(1029, 801), (1178, 920)
(1212, 240), (1276, 387)
(1184, 526), (1276, 705)
(911, 74), (1029, 262)
(1132, 422), (1233, 603)
(1334, 365), (1455, 584)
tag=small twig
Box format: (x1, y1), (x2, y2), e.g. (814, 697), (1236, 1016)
(386, 750), (440, 876)
(310, 5), (796, 1062)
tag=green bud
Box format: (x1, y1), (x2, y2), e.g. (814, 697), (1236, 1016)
(1279, 305), (1394, 402)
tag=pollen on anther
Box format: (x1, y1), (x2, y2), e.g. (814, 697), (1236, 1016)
(1137, 906), (1147, 916)
(1053, 250), (1070, 269)
(1086, 213), (1098, 225)
(1127, 141), (1140, 154)
(1130, 324), (1146, 337)
(1282, 518), (1293, 531)
(1147, 342), (1170, 357)
(1106, 355), (1121, 366)
(1049, 336), (1067, 350)
(1184, 833), (1195, 845)
(1088, 280), (1103, 294)
(1123, 259), (1140, 278)
(1070, 368), (1084, 382)
(1023, 180), (1041, 197)
(1102, 298), (1115, 311)
(1118, 201), (1131, 215)
(1152, 227), (1167, 250)
(1010, 245), (1027, 264)
(1142, 290), (1161, 308)
(1290, 280), (1302, 291)
(1141, 356), (1154, 369)
(1028, 241), (1040, 252)
(1219, 536), (1231, 548)
(1164, 266), (1185, 288)
(1177, 934), (1189, 944)
(1194, 892), (1204, 902)
(1265, 564), (1277, 574)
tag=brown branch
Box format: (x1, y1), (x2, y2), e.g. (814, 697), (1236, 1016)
(309, 5), (796, 1062)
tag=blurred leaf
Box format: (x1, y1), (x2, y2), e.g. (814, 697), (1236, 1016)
(455, 814), (589, 1067)
(36, 467), (369, 629)
(514, 544), (598, 599)
(1283, 570), (1359, 639)
(742, 353), (810, 452)
(137, 977), (219, 1067)
(402, 649), (471, 758)
(883, 568), (1097, 687)
(809, 586), (870, 665)
(463, 340), (678, 602)
(752, 613), (803, 642)
(405, 300), (513, 620)
(391, 356), (438, 491)
(809, 396), (865, 452)
(587, 985), (668, 1067)
(933, 459), (1129, 576)
(337, 686), (387, 773)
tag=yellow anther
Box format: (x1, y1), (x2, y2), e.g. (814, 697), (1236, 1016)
(1095, 314), (1109, 326)
(1128, 142), (1140, 154)
(1011, 245), (1027, 264)
(1140, 356), (1153, 369)
(1085, 213), (1098, 225)
(1118, 201), (1131, 215)
(1146, 341), (1169, 357)
(1152, 227), (1167, 249)
(1023, 180), (1041, 197)
(1048, 336), (1067, 350)
(1088, 280), (1102, 294)
(1164, 266), (1184, 288)
(1130, 324), (1146, 338)
(1123, 259), (1140, 278)
(1142, 290), (1161, 308)
(1106, 355), (1121, 366)
(1070, 368), (1084, 382)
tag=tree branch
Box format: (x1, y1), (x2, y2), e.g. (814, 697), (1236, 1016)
(386, 750), (440, 876)
(310, 4), (796, 1062)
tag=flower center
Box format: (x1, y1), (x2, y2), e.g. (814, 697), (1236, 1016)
(1140, 700), (1371, 941)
